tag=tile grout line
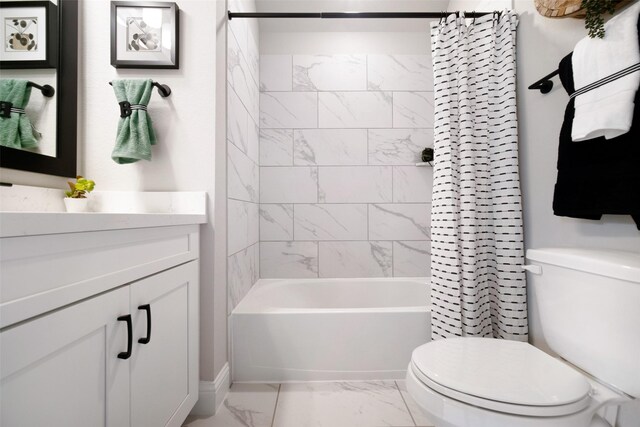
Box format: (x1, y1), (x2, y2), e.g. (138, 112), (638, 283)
(270, 384), (282, 427)
(395, 380), (418, 427)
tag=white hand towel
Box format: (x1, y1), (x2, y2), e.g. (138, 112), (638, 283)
(571, 1), (640, 141)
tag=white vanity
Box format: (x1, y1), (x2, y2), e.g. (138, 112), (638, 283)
(0, 190), (206, 427)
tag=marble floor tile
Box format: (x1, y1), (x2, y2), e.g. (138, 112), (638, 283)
(396, 380), (436, 427)
(272, 381), (415, 427)
(183, 383), (279, 427)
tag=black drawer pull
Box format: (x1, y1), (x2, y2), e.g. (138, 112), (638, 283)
(117, 315), (132, 359)
(138, 304), (151, 344)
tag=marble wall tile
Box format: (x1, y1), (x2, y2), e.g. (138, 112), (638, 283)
(293, 55), (367, 91)
(393, 166), (433, 203)
(260, 129), (293, 166)
(369, 204), (431, 241)
(367, 54), (433, 91)
(228, 143), (259, 203)
(228, 199), (259, 255)
(228, 85), (248, 153)
(260, 167), (318, 203)
(247, 118), (260, 164)
(293, 129), (367, 166)
(368, 129), (431, 165)
(228, 32), (259, 123)
(393, 241), (431, 277)
(247, 29), (259, 86)
(319, 241), (392, 278)
(261, 241), (319, 278)
(260, 92), (318, 129)
(318, 92), (392, 129)
(227, 243), (259, 315)
(228, 12), (247, 60)
(260, 204), (294, 241)
(393, 92), (434, 128)
(260, 54), (292, 92)
(318, 166), (392, 203)
(294, 204), (367, 241)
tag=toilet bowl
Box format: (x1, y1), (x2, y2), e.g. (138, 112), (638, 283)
(406, 248), (640, 427)
(406, 338), (628, 427)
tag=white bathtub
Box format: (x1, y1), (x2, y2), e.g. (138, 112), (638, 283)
(231, 277), (430, 382)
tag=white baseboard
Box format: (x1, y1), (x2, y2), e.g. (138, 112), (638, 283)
(214, 363), (231, 411)
(189, 363), (230, 417)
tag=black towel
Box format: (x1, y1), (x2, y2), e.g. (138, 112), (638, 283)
(552, 51), (640, 230)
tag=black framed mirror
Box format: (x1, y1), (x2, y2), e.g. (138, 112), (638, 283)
(0, 0), (78, 177)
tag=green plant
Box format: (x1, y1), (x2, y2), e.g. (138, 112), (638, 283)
(582, 0), (616, 38)
(65, 176), (95, 198)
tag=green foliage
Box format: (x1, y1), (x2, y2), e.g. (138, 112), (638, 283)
(65, 176), (96, 199)
(582, 0), (616, 38)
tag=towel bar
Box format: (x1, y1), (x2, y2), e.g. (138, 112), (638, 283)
(108, 81), (172, 98)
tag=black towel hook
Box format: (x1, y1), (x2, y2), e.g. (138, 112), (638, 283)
(108, 80), (172, 98)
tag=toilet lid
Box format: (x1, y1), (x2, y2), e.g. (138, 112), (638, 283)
(411, 338), (591, 408)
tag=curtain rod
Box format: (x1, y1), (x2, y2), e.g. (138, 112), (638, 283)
(227, 11), (495, 20)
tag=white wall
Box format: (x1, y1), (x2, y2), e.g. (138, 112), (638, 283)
(78, 0), (222, 384)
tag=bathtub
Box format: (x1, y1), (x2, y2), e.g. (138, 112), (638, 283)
(231, 277), (430, 382)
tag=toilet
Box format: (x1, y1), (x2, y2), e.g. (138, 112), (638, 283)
(406, 248), (640, 427)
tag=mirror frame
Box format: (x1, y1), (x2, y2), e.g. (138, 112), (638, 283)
(0, 0), (78, 178)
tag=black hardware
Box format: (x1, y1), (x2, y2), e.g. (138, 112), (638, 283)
(117, 314), (133, 359)
(528, 69), (560, 94)
(0, 101), (12, 118)
(421, 147), (434, 164)
(27, 81), (55, 97)
(152, 82), (171, 97)
(138, 304), (152, 344)
(109, 81), (172, 98)
(119, 101), (132, 118)
(228, 11), (493, 20)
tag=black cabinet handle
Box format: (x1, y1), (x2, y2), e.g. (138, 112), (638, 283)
(138, 304), (152, 344)
(117, 315), (132, 359)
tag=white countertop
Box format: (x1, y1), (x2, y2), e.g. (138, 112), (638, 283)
(0, 211), (207, 238)
(0, 186), (207, 237)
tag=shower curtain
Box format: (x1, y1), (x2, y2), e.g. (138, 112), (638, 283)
(429, 12), (528, 341)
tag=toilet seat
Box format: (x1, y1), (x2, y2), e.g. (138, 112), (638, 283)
(410, 338), (593, 417)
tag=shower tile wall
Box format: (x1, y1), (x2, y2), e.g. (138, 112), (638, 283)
(259, 54), (434, 279)
(227, 5), (259, 314)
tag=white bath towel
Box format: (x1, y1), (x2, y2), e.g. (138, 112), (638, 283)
(571, 1), (640, 141)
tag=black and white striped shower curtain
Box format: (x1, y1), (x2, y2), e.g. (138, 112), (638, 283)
(429, 12), (528, 341)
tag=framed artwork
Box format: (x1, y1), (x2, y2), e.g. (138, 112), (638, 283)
(110, 1), (179, 69)
(0, 1), (57, 69)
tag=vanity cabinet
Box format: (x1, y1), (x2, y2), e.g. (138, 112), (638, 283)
(0, 220), (201, 427)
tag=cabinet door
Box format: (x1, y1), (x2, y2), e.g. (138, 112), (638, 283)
(130, 261), (199, 427)
(0, 286), (131, 427)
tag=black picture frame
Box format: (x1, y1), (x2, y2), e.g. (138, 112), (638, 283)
(0, 0), (77, 177)
(0, 1), (58, 69)
(110, 1), (179, 69)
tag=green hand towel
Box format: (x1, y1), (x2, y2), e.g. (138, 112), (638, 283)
(111, 79), (157, 164)
(0, 79), (38, 149)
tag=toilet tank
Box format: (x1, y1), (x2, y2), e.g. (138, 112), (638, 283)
(526, 248), (640, 398)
